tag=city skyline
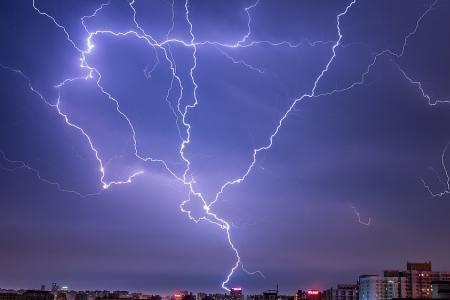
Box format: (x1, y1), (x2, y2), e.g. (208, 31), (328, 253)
(1, 0), (450, 294)
(1, 260), (449, 297)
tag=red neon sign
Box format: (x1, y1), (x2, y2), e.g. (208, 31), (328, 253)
(307, 290), (320, 295)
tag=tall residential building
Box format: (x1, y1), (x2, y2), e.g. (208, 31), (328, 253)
(359, 275), (406, 300)
(385, 261), (450, 299)
(359, 275), (385, 300)
(405, 261), (433, 298)
(359, 261), (450, 300)
(383, 271), (407, 299)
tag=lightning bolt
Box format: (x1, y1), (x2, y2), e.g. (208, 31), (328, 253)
(208, 0), (356, 206)
(421, 142), (450, 197)
(242, 264), (266, 279)
(0, 149), (102, 198)
(213, 45), (265, 75)
(1, 0), (447, 291)
(0, 62), (143, 192)
(349, 204), (371, 226)
(396, 65), (450, 106)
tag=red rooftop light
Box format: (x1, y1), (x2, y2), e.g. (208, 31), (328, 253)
(307, 290), (320, 295)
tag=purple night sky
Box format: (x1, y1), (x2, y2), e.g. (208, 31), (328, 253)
(0, 0), (450, 295)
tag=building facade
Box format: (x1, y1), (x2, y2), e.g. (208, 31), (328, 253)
(431, 281), (450, 299)
(359, 275), (386, 300)
(324, 284), (358, 300)
(358, 261), (450, 300)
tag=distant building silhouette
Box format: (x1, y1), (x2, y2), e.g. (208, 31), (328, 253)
(22, 291), (54, 300)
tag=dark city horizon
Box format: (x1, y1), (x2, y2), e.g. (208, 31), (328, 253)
(1, 260), (450, 297)
(1, 0), (449, 295)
